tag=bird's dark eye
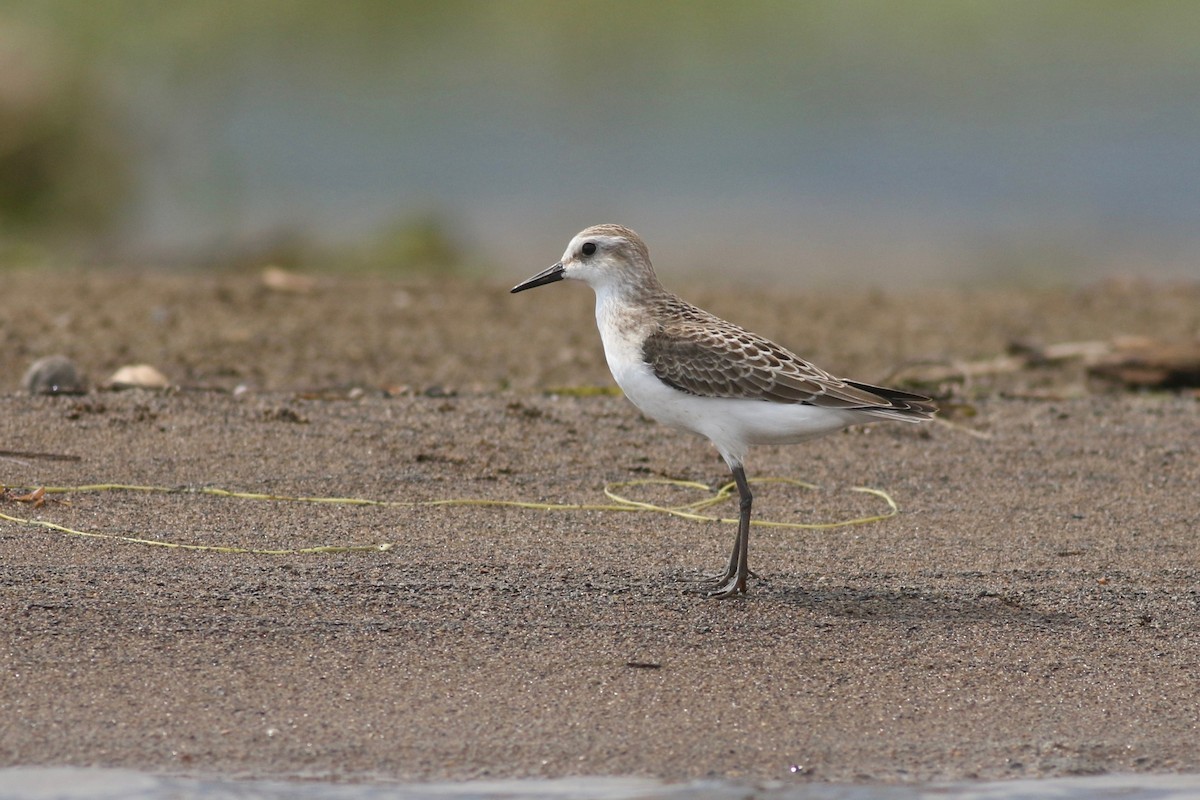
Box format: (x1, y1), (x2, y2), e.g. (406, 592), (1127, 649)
(581, 242), (597, 256)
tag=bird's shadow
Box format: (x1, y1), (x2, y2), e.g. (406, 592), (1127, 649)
(674, 574), (1081, 628)
(786, 586), (1077, 627)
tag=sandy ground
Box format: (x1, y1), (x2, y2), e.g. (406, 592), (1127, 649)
(1, 269), (1199, 786)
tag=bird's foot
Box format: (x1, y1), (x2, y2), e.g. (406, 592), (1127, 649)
(700, 575), (747, 598)
(681, 567), (757, 585)
(681, 569), (751, 598)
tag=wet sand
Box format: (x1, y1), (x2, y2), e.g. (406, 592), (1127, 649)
(1, 270), (1198, 786)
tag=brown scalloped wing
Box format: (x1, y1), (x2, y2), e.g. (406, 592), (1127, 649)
(642, 307), (898, 410)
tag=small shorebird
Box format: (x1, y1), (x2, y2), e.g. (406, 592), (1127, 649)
(512, 224), (935, 598)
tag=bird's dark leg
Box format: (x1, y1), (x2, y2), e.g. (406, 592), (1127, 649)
(685, 463), (753, 598)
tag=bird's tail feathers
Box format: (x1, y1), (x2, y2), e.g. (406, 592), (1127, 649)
(844, 380), (937, 422)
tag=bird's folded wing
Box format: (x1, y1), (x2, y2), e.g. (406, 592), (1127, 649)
(642, 322), (888, 408)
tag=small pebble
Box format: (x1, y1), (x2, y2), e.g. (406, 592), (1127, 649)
(261, 266), (316, 294)
(107, 364), (171, 390)
(22, 355), (87, 395)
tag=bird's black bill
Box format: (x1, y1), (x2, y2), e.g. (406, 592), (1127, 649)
(511, 263), (565, 293)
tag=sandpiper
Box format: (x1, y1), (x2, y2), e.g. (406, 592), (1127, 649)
(512, 224), (935, 598)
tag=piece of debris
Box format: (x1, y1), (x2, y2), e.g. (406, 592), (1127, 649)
(106, 364), (171, 390)
(1006, 338), (1116, 366)
(893, 336), (1200, 392)
(261, 406), (309, 424)
(22, 355), (88, 395)
(0, 449), (81, 462)
(261, 266), (316, 294)
(1089, 338), (1200, 390)
(9, 487), (46, 507)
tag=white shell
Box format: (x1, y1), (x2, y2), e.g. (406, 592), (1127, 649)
(107, 364), (171, 390)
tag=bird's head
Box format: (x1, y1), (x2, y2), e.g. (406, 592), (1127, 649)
(511, 224), (658, 296)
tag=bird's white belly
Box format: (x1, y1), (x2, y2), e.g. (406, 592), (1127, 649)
(609, 357), (859, 464)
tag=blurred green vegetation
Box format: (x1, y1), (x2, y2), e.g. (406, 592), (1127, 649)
(0, 15), (131, 265)
(216, 213), (469, 275)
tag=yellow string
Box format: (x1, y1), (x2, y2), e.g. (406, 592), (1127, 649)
(0, 478), (898, 554)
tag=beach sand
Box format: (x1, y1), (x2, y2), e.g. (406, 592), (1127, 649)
(1, 270), (1198, 785)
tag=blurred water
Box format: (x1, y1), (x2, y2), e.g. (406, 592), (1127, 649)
(3, 768), (1200, 800)
(8, 2), (1200, 284)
